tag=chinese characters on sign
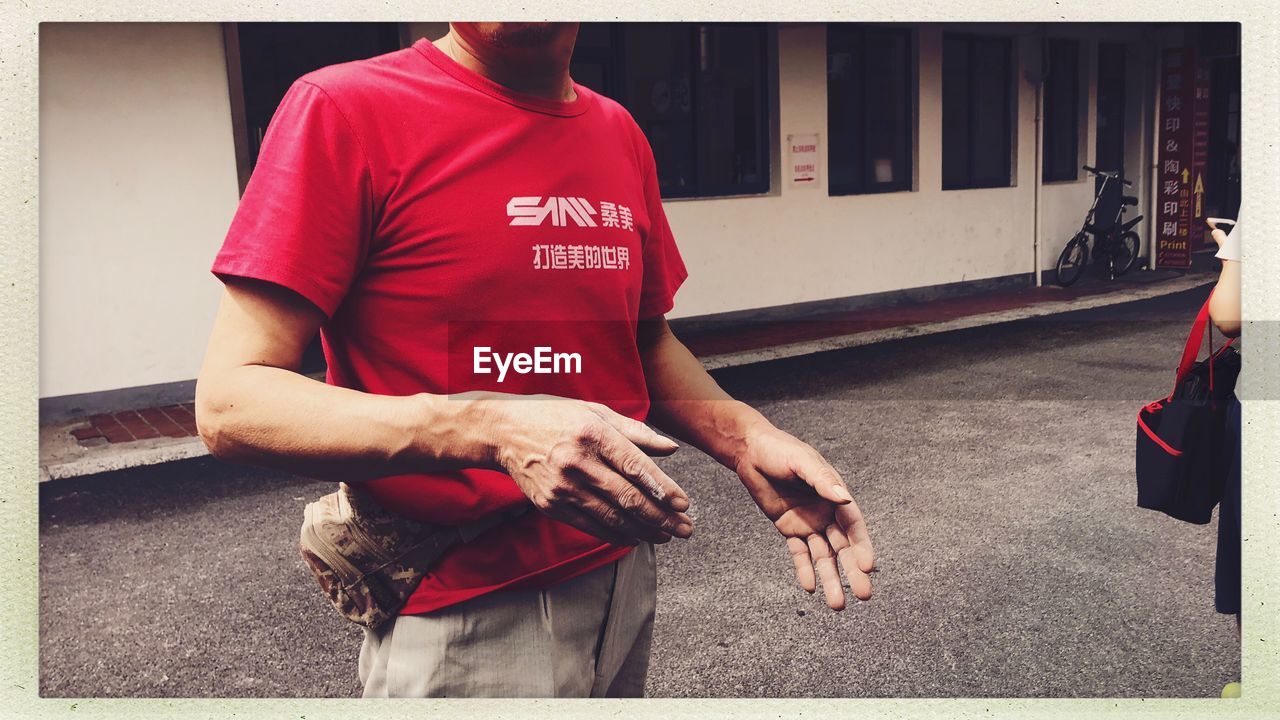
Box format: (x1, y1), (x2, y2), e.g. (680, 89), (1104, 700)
(789, 134), (819, 185)
(1190, 59), (1211, 227)
(1155, 47), (1210, 269)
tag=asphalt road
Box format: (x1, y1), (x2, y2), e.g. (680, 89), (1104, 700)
(39, 284), (1239, 698)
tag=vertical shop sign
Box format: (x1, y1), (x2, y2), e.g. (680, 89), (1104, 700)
(1155, 48), (1193, 268)
(1156, 47), (1212, 267)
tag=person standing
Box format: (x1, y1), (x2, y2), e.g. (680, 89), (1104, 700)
(1207, 215), (1241, 697)
(196, 22), (875, 698)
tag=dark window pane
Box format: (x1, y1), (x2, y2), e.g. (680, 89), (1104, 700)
(827, 25), (912, 195)
(571, 23), (618, 97)
(941, 34), (971, 189)
(575, 22), (612, 51)
(1043, 38), (1079, 181)
(826, 26), (865, 192)
(970, 37), (1011, 186)
(623, 24), (697, 193)
(1095, 42), (1126, 180)
(579, 23), (769, 198)
(571, 61), (608, 95)
(942, 34), (1011, 189)
(695, 25), (766, 193)
(863, 30), (910, 190)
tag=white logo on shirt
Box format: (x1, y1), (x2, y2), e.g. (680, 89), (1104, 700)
(507, 196), (634, 231)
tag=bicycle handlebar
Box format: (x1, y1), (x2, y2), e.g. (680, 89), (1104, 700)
(1082, 165), (1133, 187)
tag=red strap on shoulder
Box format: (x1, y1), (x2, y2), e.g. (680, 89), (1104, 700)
(1175, 292), (1213, 385)
(1169, 289), (1236, 401)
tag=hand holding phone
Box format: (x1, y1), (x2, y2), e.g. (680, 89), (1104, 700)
(1206, 217), (1237, 230)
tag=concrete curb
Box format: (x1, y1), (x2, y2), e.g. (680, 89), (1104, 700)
(40, 432), (209, 483)
(699, 274), (1214, 370)
(40, 273), (1213, 482)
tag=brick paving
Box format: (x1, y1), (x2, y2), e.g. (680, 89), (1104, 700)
(73, 403), (198, 446)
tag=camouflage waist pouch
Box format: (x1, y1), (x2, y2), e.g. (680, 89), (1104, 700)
(298, 483), (516, 630)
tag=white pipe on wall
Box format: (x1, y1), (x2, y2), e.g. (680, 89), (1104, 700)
(1034, 81), (1044, 286)
(1027, 28), (1049, 287)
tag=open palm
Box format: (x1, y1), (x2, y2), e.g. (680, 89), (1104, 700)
(734, 427), (875, 610)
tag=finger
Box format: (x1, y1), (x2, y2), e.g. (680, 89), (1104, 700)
(587, 403), (680, 457)
(835, 500), (876, 574)
(827, 524), (872, 602)
(591, 424), (691, 512)
(808, 534), (846, 611)
(789, 451), (853, 506)
(550, 505), (637, 547)
(574, 458), (694, 538)
(786, 537), (815, 593)
(560, 471), (677, 545)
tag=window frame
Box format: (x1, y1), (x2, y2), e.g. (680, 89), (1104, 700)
(941, 32), (1015, 191)
(826, 24), (916, 196)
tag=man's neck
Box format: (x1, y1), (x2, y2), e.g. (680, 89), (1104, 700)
(434, 31), (577, 103)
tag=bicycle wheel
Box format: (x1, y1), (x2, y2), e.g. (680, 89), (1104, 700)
(1055, 234), (1088, 287)
(1113, 231), (1141, 276)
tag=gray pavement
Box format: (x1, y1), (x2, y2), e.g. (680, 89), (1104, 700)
(39, 283), (1239, 698)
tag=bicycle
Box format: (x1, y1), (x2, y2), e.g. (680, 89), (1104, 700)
(1054, 165), (1144, 287)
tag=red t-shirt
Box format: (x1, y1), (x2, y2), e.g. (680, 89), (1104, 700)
(212, 39), (687, 614)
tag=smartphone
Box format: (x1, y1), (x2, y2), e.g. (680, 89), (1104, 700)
(1206, 217), (1237, 229)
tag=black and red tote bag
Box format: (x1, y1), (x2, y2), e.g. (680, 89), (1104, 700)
(1136, 292), (1240, 524)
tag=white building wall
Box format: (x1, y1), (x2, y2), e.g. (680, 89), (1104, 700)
(40, 23), (242, 399)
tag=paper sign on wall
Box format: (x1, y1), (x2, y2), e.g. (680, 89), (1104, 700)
(788, 134), (819, 185)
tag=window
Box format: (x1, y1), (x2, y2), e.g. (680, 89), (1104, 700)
(942, 34), (1014, 190)
(571, 23), (771, 199)
(827, 25), (914, 195)
(1042, 39), (1080, 182)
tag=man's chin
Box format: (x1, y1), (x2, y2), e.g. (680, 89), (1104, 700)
(477, 22), (571, 49)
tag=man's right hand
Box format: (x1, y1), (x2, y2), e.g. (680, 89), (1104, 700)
(478, 394), (694, 546)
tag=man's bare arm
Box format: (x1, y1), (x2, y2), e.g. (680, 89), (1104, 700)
(634, 319), (768, 468)
(195, 278), (694, 545)
(196, 278), (486, 480)
(638, 318), (875, 608)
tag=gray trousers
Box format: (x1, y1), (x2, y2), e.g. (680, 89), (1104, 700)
(358, 543), (656, 698)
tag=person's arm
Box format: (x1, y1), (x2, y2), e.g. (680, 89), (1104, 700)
(1207, 221), (1241, 338)
(638, 318), (875, 610)
(1209, 258), (1241, 338)
(195, 277), (694, 546)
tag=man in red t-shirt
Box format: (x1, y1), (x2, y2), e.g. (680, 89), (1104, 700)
(197, 22), (874, 698)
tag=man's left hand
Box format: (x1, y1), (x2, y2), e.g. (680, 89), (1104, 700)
(734, 425), (875, 610)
